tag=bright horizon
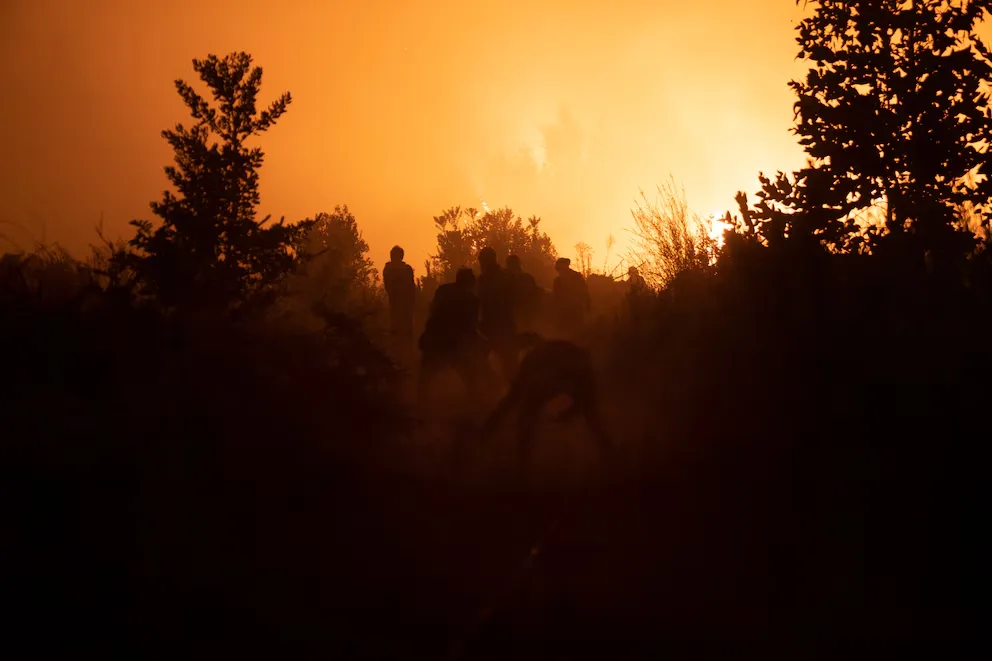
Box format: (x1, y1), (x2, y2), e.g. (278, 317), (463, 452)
(0, 0), (813, 276)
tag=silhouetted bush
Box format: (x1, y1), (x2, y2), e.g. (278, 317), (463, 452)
(280, 206), (388, 339)
(429, 205), (558, 287)
(3, 241), (410, 653)
(629, 176), (717, 288)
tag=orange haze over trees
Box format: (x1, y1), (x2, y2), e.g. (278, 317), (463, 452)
(0, 0), (814, 273)
(4, 1), (991, 652)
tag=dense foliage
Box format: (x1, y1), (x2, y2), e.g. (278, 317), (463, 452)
(743, 0), (992, 259)
(122, 52), (314, 311)
(428, 206), (558, 287)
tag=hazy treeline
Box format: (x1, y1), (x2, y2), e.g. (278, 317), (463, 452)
(3, 0), (988, 651)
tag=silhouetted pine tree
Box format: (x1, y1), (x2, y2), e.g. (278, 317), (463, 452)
(123, 52), (314, 310)
(745, 0), (992, 257)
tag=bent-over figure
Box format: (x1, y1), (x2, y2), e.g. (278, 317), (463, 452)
(480, 333), (612, 462)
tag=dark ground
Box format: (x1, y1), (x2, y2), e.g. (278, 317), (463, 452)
(5, 300), (980, 657)
(11, 411), (977, 658)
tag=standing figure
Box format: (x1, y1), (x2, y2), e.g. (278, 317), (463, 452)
(552, 257), (591, 336)
(417, 268), (493, 406)
(383, 245), (416, 339)
(626, 266), (648, 292)
(505, 254), (541, 332)
(476, 247), (518, 382)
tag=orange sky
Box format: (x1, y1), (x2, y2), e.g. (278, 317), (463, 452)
(0, 0), (811, 275)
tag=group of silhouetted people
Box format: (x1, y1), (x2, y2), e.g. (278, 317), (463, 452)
(382, 245), (604, 404)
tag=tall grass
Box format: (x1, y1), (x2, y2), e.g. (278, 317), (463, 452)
(628, 176), (717, 289)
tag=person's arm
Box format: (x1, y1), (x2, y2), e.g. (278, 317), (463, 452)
(383, 264), (395, 296)
(403, 265), (416, 298)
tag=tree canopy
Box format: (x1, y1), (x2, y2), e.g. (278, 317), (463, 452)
(291, 206), (381, 320)
(122, 52), (313, 310)
(428, 206), (558, 287)
(742, 0), (992, 256)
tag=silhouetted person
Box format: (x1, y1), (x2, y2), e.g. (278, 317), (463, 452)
(383, 245), (415, 338)
(481, 332), (612, 465)
(552, 257), (591, 335)
(476, 247), (518, 381)
(417, 268), (492, 406)
(505, 254), (541, 331)
(627, 266), (647, 292)
(624, 265), (650, 327)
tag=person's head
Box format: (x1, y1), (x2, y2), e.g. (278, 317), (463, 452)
(628, 266), (639, 277)
(390, 245), (405, 262)
(455, 267), (476, 291)
(478, 246), (498, 271)
(505, 254), (522, 273)
(555, 257), (571, 273)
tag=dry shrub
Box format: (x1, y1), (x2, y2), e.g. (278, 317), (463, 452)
(629, 177), (717, 289)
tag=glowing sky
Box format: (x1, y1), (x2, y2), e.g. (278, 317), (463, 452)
(0, 0), (811, 274)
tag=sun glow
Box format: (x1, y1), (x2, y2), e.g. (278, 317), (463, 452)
(706, 210), (733, 248)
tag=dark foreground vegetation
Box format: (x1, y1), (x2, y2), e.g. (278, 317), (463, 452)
(4, 1), (989, 654)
